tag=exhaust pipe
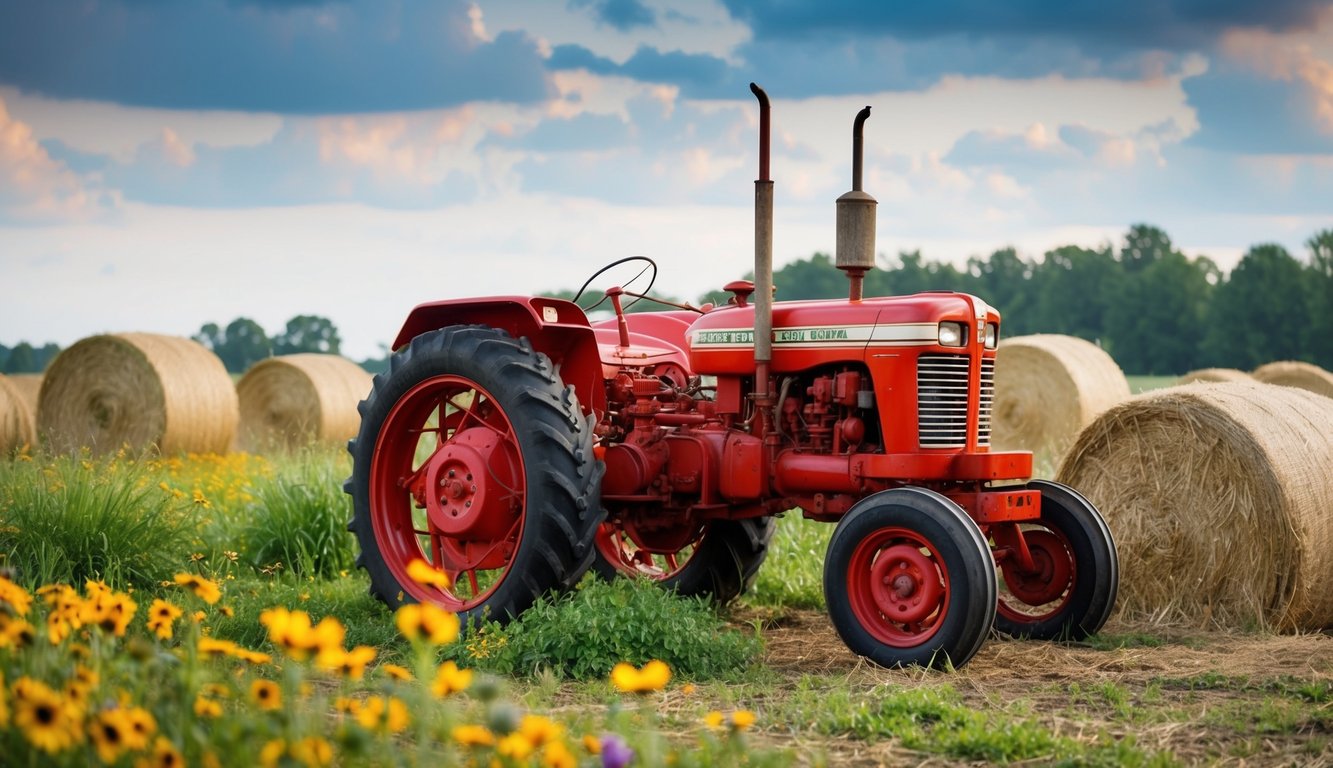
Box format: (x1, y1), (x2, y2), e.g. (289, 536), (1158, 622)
(836, 105), (877, 301)
(750, 83), (775, 437)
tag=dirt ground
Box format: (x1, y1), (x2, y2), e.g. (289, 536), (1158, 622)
(742, 609), (1333, 766)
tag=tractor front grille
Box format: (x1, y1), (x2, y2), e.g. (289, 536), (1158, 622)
(917, 354), (971, 449)
(978, 357), (994, 447)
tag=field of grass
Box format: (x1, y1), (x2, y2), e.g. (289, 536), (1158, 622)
(2, 448), (1329, 766)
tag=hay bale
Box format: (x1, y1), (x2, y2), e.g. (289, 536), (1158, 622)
(1057, 381), (1333, 631)
(38, 333), (238, 455)
(991, 334), (1131, 457)
(1251, 360), (1333, 399)
(5, 373), (43, 415)
(236, 354), (371, 451)
(1176, 368), (1250, 385)
(0, 375), (35, 455)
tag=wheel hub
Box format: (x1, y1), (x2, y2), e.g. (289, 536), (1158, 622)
(1002, 530), (1072, 606)
(869, 543), (942, 624)
(424, 426), (519, 540)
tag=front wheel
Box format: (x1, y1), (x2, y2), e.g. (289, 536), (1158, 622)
(824, 488), (997, 669)
(993, 480), (1118, 640)
(345, 326), (602, 627)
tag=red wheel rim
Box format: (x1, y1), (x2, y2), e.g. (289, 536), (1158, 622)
(996, 527), (1075, 623)
(594, 520), (701, 580)
(370, 375), (526, 611)
(846, 527), (950, 647)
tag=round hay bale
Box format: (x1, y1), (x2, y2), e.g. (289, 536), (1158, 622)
(5, 373), (44, 415)
(991, 334), (1131, 458)
(1251, 360), (1333, 399)
(38, 333), (238, 455)
(0, 375), (35, 455)
(1057, 381), (1333, 631)
(1176, 368), (1250, 385)
(236, 354), (371, 452)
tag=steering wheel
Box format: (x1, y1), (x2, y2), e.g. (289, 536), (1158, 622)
(573, 256), (658, 312)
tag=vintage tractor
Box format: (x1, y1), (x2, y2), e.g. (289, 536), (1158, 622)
(345, 84), (1118, 669)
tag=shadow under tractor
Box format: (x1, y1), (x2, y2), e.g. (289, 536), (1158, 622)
(345, 84), (1118, 669)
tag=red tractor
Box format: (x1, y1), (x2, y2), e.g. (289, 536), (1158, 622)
(346, 84), (1118, 669)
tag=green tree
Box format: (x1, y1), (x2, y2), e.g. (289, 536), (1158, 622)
(2, 342), (36, 373)
(1305, 229), (1333, 369)
(1119, 224), (1173, 273)
(1105, 251), (1216, 374)
(1202, 244), (1311, 369)
(1027, 244), (1120, 342)
(222, 318), (273, 372)
(967, 248), (1035, 333)
(273, 315), (341, 356)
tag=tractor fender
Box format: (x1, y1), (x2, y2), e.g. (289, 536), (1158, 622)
(391, 296), (605, 415)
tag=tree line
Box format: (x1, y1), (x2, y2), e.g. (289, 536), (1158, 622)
(702, 224), (1332, 375)
(0, 315), (348, 375)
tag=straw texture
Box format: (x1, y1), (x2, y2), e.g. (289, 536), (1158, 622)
(1251, 360), (1333, 399)
(1057, 381), (1333, 631)
(38, 333), (238, 455)
(991, 334), (1131, 457)
(0, 375), (35, 454)
(1177, 368), (1250, 385)
(236, 354), (371, 451)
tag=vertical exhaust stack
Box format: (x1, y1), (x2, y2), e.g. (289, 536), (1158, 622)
(836, 106), (877, 301)
(750, 82), (775, 437)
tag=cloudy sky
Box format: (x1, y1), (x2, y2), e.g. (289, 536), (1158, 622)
(2, 0), (1332, 359)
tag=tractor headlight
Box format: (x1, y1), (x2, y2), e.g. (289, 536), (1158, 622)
(938, 321), (965, 347)
(984, 322), (998, 349)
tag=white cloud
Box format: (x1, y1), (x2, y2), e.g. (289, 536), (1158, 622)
(0, 95), (112, 222)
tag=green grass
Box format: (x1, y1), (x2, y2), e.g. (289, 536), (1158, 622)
(744, 513), (831, 610)
(0, 453), (193, 588)
(1125, 374), (1179, 393)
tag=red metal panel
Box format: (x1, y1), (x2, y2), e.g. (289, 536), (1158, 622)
(854, 450), (1032, 481)
(946, 489), (1042, 523)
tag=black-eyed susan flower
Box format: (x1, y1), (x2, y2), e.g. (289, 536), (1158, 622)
(497, 732), (534, 761)
(136, 736), (184, 768)
(704, 710), (725, 730)
(82, 586), (137, 637)
(290, 736), (334, 768)
(193, 694), (222, 719)
(610, 660), (671, 694)
(14, 677), (83, 754)
(250, 680), (282, 711)
(146, 599), (183, 641)
(173, 574), (222, 604)
(542, 740), (577, 768)
(315, 644), (376, 680)
(122, 706), (156, 750)
(197, 637), (241, 659)
(90, 707), (135, 763)
(355, 696), (409, 734)
(380, 664), (413, 682)
(0, 575), (33, 615)
(430, 661), (473, 699)
(451, 724), (495, 747)
(0, 615), (35, 648)
(518, 714), (562, 747)
(394, 602), (459, 645)
(406, 559), (451, 589)
(730, 709), (756, 731)
(260, 607), (345, 661)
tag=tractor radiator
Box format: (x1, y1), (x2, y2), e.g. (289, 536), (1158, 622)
(917, 354), (992, 449)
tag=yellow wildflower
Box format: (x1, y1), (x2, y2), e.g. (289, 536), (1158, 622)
(380, 663), (413, 682)
(315, 645), (377, 680)
(193, 694), (222, 719)
(90, 707), (135, 764)
(0, 615), (36, 648)
(260, 607), (344, 661)
(173, 573), (222, 604)
(146, 599), (183, 640)
(290, 737), (334, 768)
(406, 559), (451, 589)
(13, 677), (83, 754)
(452, 724), (496, 747)
(582, 734), (602, 754)
(519, 714), (563, 747)
(542, 741), (577, 768)
(730, 709), (756, 731)
(394, 602), (460, 645)
(431, 661), (473, 698)
(355, 696), (409, 733)
(134, 736), (184, 768)
(250, 680), (282, 711)
(610, 660), (671, 694)
(0, 575), (33, 615)
(704, 710), (725, 730)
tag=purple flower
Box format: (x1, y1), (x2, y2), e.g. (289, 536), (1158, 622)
(601, 734), (635, 768)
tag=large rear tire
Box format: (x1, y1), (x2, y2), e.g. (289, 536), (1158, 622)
(592, 516), (774, 603)
(993, 480), (1118, 640)
(824, 488), (996, 669)
(345, 326), (601, 626)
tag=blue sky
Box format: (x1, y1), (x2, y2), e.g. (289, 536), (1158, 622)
(2, 0), (1331, 359)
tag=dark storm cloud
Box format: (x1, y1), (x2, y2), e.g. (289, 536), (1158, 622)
(0, 0), (551, 113)
(569, 0), (657, 32)
(719, 1), (1331, 49)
